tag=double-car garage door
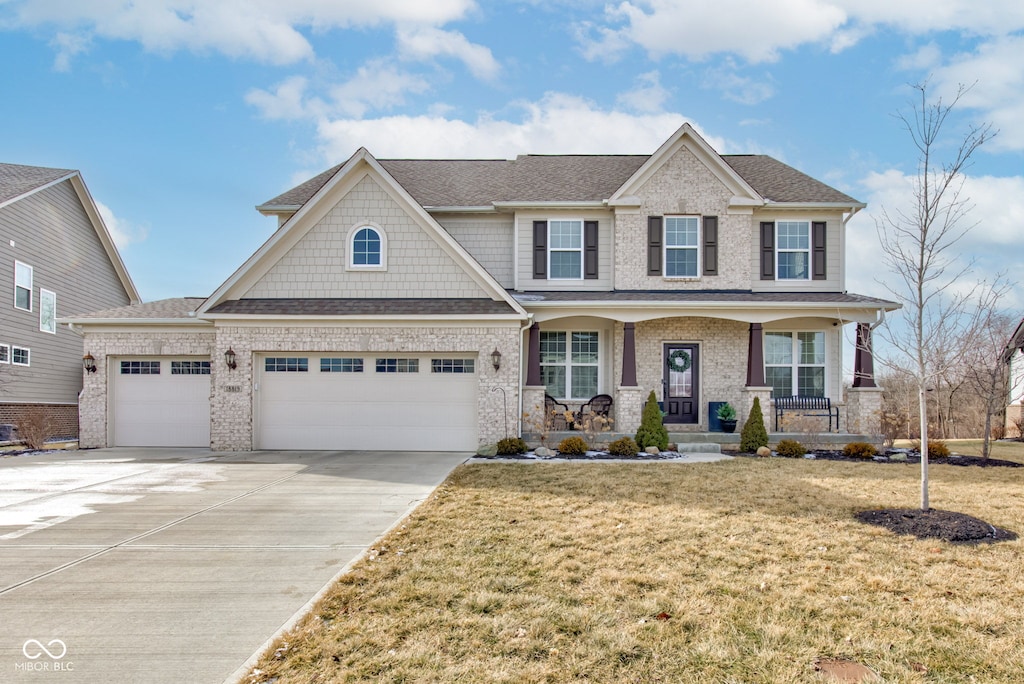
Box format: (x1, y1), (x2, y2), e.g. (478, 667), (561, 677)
(256, 353), (478, 451)
(109, 353), (479, 451)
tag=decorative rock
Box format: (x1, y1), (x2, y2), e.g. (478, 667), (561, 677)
(645, 446), (660, 455)
(476, 443), (498, 457)
(889, 452), (907, 462)
(756, 446), (772, 457)
(667, 442), (678, 452)
(534, 447), (553, 457)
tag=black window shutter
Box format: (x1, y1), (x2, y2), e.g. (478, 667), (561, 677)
(703, 215), (718, 276)
(812, 221), (827, 280)
(760, 221), (775, 280)
(647, 216), (663, 275)
(533, 220), (547, 279)
(584, 220), (599, 279)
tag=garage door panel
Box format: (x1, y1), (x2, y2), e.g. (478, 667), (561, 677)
(112, 358), (211, 447)
(258, 354), (477, 451)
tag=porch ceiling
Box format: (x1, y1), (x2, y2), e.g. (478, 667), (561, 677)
(514, 290), (898, 324)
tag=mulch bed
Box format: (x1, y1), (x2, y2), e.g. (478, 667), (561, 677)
(856, 508), (1017, 544)
(805, 450), (1023, 468)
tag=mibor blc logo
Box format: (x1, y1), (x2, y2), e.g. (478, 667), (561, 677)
(16, 639), (73, 673)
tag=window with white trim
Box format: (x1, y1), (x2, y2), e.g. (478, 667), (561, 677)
(14, 261), (32, 311)
(764, 332), (825, 398)
(664, 216), (700, 277)
(431, 359), (475, 374)
(540, 331), (599, 399)
(548, 220), (583, 279)
(376, 358), (418, 373)
(321, 358), (363, 373)
(121, 360), (159, 374)
(39, 289), (56, 334)
(12, 346), (30, 366)
(265, 357), (308, 372)
(776, 221), (810, 280)
(350, 227), (382, 267)
(0, 344), (9, 363)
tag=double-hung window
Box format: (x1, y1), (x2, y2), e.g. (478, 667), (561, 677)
(14, 261), (32, 311)
(540, 331), (599, 399)
(764, 332), (825, 398)
(548, 220), (583, 279)
(776, 221), (810, 280)
(664, 216), (700, 277)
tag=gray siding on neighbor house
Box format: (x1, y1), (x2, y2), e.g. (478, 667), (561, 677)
(0, 180), (132, 404)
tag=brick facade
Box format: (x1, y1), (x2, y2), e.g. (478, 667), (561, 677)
(0, 403), (78, 443)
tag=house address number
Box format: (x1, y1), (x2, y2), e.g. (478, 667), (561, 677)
(224, 385), (242, 393)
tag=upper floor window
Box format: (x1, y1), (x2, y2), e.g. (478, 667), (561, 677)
(647, 216), (718, 278)
(14, 261), (32, 311)
(664, 216), (700, 277)
(532, 220), (599, 280)
(760, 221), (826, 281)
(540, 331), (599, 400)
(39, 289), (56, 334)
(351, 227), (381, 266)
(765, 331), (825, 398)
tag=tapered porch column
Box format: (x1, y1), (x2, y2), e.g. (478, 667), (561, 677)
(621, 322), (638, 386)
(526, 322), (542, 387)
(745, 323), (765, 387)
(852, 323), (878, 388)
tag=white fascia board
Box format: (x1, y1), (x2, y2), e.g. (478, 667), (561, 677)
(763, 201), (867, 211)
(203, 315), (525, 328)
(69, 175), (142, 304)
(424, 205), (499, 213)
(492, 201), (606, 210)
(256, 204), (301, 215)
(0, 170), (77, 210)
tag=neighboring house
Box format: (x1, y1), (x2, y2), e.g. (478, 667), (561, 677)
(0, 163), (139, 441)
(1005, 319), (1024, 438)
(66, 124), (898, 451)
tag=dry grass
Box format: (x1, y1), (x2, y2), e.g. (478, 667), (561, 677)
(251, 458), (1024, 683)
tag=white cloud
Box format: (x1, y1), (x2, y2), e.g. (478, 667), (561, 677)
(615, 71), (670, 113)
(96, 200), (148, 249)
(313, 93), (703, 160)
(701, 60), (774, 105)
(396, 26), (500, 81)
(7, 0), (477, 65)
(50, 31), (90, 71)
(245, 75), (316, 120)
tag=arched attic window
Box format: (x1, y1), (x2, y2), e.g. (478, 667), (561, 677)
(347, 223), (387, 270)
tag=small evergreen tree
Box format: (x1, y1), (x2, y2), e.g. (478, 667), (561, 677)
(740, 397), (769, 452)
(635, 390), (669, 451)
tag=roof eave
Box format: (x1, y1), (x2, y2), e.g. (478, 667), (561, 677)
(762, 201), (867, 211)
(492, 201), (607, 209)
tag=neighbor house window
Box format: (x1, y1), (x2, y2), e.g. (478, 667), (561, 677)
(39, 289), (56, 334)
(376, 358), (418, 373)
(171, 361), (211, 375)
(765, 332), (825, 398)
(540, 331), (599, 399)
(664, 216), (700, 277)
(0, 344), (8, 363)
(776, 221), (810, 280)
(321, 358), (363, 373)
(12, 346), (30, 366)
(265, 357), (308, 372)
(14, 261), (32, 311)
(548, 220), (583, 279)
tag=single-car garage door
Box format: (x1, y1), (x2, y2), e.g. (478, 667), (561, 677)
(111, 358), (211, 447)
(257, 353), (478, 451)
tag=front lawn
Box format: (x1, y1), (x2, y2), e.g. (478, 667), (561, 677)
(250, 457), (1024, 683)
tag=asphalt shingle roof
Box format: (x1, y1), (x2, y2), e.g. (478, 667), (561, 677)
(259, 152), (858, 210)
(512, 290), (898, 307)
(0, 163), (75, 205)
(66, 297), (207, 320)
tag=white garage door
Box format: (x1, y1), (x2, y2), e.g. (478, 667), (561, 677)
(111, 358), (211, 447)
(257, 354), (478, 451)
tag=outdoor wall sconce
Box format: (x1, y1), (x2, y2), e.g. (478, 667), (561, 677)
(491, 348), (502, 372)
(83, 353), (97, 374)
(224, 347), (237, 370)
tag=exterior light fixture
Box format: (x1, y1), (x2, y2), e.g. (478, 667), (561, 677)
(224, 347), (237, 370)
(491, 348), (501, 372)
(83, 353), (97, 374)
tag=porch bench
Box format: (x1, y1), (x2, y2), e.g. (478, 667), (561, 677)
(773, 396), (839, 432)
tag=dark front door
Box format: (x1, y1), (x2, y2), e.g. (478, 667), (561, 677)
(663, 343), (699, 424)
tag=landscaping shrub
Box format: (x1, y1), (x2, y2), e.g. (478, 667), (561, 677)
(775, 439), (805, 458)
(496, 437), (528, 455)
(557, 436), (589, 455)
(635, 391), (669, 451)
(607, 436), (639, 457)
(739, 397), (769, 453)
(843, 442), (877, 459)
(927, 440), (950, 458)
(16, 407), (53, 451)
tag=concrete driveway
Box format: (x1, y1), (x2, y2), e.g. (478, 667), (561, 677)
(0, 448), (468, 683)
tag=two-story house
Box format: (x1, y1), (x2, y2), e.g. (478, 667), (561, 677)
(1, 163), (139, 442)
(1005, 319), (1024, 438)
(66, 124), (897, 451)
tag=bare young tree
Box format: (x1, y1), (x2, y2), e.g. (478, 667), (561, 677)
(963, 310), (1016, 458)
(876, 81), (995, 511)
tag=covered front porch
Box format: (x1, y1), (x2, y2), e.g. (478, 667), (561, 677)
(517, 292), (889, 442)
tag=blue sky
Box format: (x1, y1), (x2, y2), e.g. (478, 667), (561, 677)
(1, 0), (1021, 311)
